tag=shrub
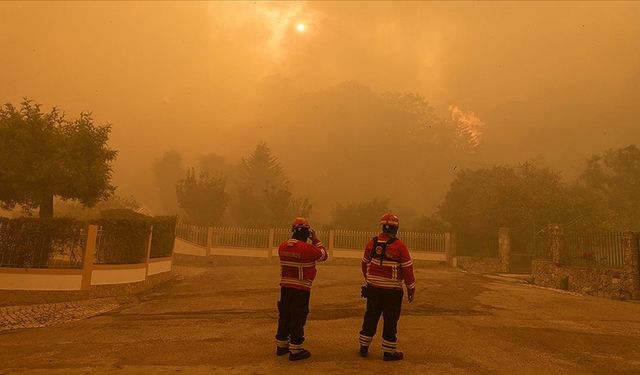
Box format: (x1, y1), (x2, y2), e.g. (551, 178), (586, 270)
(93, 218), (150, 264)
(150, 216), (177, 258)
(0, 217), (86, 268)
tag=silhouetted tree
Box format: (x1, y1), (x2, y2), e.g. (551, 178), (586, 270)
(241, 141), (286, 188)
(575, 144), (640, 230)
(0, 99), (117, 217)
(330, 198), (390, 230)
(439, 163), (572, 255)
(229, 142), (311, 227)
(176, 169), (228, 225)
(152, 151), (184, 214)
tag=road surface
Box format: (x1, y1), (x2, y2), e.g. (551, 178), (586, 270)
(1, 255), (639, 374)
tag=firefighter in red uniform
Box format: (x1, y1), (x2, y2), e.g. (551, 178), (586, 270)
(275, 217), (328, 361)
(359, 213), (416, 361)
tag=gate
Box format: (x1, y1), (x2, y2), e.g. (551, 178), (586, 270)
(509, 223), (536, 273)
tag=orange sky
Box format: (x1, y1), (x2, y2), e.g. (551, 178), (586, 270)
(1, 1), (639, 218)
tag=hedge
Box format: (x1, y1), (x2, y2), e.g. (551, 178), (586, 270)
(0, 217), (86, 268)
(92, 218), (150, 264)
(150, 216), (177, 258)
(0, 215), (176, 267)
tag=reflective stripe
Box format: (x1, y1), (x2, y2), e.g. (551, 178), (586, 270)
(276, 338), (289, 348)
(400, 260), (413, 267)
(366, 274), (403, 288)
(280, 261), (316, 267)
(280, 277), (313, 288)
(280, 260), (316, 280)
(382, 339), (397, 353)
(319, 248), (328, 261)
(359, 334), (373, 346)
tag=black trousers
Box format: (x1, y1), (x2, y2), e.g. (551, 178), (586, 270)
(360, 286), (403, 343)
(276, 287), (310, 345)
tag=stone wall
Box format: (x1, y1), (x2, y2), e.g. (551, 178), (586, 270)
(532, 260), (637, 300)
(455, 256), (505, 273)
(531, 229), (639, 300)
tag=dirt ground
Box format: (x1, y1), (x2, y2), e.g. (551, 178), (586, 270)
(1, 255), (640, 375)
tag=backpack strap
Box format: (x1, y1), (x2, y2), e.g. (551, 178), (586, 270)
(370, 236), (397, 260)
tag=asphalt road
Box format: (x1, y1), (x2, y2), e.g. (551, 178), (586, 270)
(1, 255), (640, 375)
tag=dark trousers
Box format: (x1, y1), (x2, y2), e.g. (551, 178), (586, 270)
(360, 286), (403, 344)
(276, 287), (310, 345)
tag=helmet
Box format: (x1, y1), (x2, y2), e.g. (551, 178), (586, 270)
(379, 213), (399, 227)
(291, 217), (311, 230)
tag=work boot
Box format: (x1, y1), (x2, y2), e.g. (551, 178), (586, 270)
(359, 345), (369, 358)
(383, 351), (404, 361)
(276, 347), (289, 356)
(289, 349), (311, 361)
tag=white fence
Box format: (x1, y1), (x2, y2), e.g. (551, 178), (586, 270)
(174, 222), (451, 262)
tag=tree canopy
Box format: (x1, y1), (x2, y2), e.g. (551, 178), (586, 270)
(152, 150), (184, 214)
(576, 144), (640, 230)
(439, 163), (572, 255)
(229, 142), (310, 227)
(330, 198), (390, 231)
(0, 99), (117, 217)
(176, 169), (228, 226)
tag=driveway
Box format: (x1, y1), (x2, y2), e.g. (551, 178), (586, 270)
(1, 255), (639, 374)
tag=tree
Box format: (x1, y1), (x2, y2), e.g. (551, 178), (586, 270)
(229, 142), (311, 227)
(439, 163), (572, 255)
(0, 99), (117, 217)
(241, 141), (286, 189)
(413, 214), (451, 233)
(176, 169), (228, 225)
(576, 145), (640, 230)
(330, 198), (390, 230)
(54, 195), (140, 220)
(152, 151), (184, 214)
(263, 184), (312, 227)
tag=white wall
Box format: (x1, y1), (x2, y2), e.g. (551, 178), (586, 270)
(91, 265), (147, 285)
(173, 238), (207, 256)
(0, 272), (83, 291)
(147, 259), (172, 275)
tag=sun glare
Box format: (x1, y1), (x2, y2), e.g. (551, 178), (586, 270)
(296, 23), (306, 32)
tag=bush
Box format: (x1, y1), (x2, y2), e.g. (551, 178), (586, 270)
(0, 217), (86, 268)
(150, 216), (177, 258)
(93, 218), (150, 264)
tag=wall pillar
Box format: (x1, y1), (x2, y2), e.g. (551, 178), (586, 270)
(328, 229), (335, 258)
(498, 227), (511, 273)
(81, 225), (98, 291)
(623, 231), (640, 299)
(144, 225), (154, 277)
(445, 232), (454, 266)
(268, 229), (275, 257)
(206, 226), (214, 257)
(550, 224), (563, 265)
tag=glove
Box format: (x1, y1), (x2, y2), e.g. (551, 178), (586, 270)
(407, 288), (415, 303)
(361, 285), (368, 299)
(309, 228), (318, 242)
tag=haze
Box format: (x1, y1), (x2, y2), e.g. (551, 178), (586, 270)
(1, 1), (639, 222)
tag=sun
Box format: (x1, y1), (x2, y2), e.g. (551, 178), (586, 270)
(296, 23), (306, 32)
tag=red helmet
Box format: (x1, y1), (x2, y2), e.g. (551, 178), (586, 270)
(291, 217), (311, 230)
(379, 213), (399, 227)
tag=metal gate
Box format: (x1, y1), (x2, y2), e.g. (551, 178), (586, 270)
(509, 223), (536, 273)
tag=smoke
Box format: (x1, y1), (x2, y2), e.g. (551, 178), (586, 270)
(448, 105), (484, 151)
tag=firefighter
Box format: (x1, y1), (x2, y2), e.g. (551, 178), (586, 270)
(275, 217), (328, 361)
(359, 213), (416, 361)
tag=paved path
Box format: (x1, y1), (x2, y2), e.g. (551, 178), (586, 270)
(0, 298), (120, 332)
(1, 256), (640, 374)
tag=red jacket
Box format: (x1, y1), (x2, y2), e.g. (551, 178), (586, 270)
(279, 238), (328, 291)
(362, 233), (416, 290)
